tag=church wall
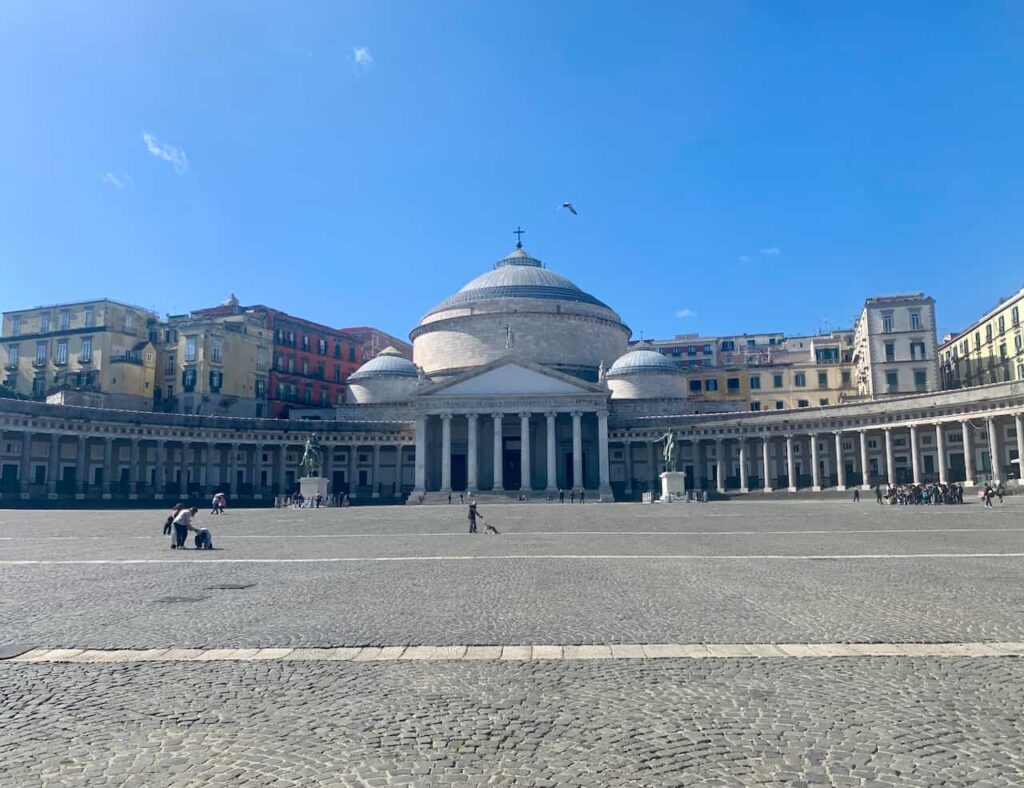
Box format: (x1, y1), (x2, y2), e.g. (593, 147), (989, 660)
(414, 312), (629, 378)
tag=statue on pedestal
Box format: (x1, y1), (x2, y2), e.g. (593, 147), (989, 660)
(659, 430), (677, 473)
(300, 433), (323, 478)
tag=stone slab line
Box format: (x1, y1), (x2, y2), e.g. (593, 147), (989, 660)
(7, 642), (1024, 663)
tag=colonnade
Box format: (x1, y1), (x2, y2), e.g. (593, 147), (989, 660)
(413, 409), (611, 494)
(616, 414), (1024, 494)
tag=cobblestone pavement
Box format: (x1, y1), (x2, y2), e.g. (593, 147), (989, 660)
(2, 500), (1023, 785)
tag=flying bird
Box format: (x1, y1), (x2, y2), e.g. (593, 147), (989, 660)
(559, 202), (578, 215)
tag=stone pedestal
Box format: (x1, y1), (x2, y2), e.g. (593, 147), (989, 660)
(299, 476), (329, 502)
(659, 471), (686, 502)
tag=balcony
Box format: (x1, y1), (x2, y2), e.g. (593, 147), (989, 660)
(111, 352), (143, 365)
(76, 354), (93, 365)
(31, 358), (47, 368)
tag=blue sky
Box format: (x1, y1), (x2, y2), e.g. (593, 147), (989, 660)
(3, 2), (1024, 342)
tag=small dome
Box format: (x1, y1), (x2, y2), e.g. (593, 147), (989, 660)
(348, 347), (418, 381)
(607, 349), (682, 377)
(423, 246), (612, 316)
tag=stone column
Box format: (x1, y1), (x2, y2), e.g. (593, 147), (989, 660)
(762, 436), (772, 492)
(692, 439), (703, 490)
(130, 439), (141, 495)
(1016, 415), (1024, 485)
(519, 412), (532, 492)
(884, 428), (895, 485)
(597, 409), (612, 498)
(571, 411), (583, 491)
(835, 432), (846, 491)
(440, 413), (452, 492)
(413, 415), (427, 494)
(648, 440), (656, 491)
(372, 444), (381, 498)
(810, 433), (821, 491)
(786, 435), (796, 492)
(180, 442), (190, 493)
(545, 412), (557, 492)
(714, 438), (725, 493)
(738, 439), (748, 492)
(623, 439), (633, 495)
(962, 421), (975, 486)
(102, 438), (114, 496)
(47, 435), (60, 495)
(859, 430), (870, 489)
(229, 442), (240, 494)
(155, 440), (166, 494)
(492, 413), (504, 491)
(910, 425), (921, 484)
(276, 443), (287, 495)
(196, 443), (207, 489)
(75, 436), (88, 496)
(987, 417), (1003, 482)
(19, 433), (32, 496)
(935, 424), (948, 485)
(348, 443), (358, 497)
(467, 413), (478, 493)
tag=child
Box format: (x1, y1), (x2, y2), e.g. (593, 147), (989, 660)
(164, 503), (183, 538)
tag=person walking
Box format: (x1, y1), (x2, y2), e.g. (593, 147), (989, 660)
(852, 488), (860, 502)
(559, 489), (564, 503)
(467, 501), (480, 534)
(447, 492), (452, 505)
(579, 489), (586, 504)
(874, 485), (883, 504)
(570, 490), (576, 503)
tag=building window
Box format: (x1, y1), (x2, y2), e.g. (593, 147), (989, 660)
(720, 340), (735, 352)
(817, 371), (828, 388)
(986, 325), (993, 343)
(185, 336), (197, 362)
(1015, 336), (1022, 354)
(182, 368), (197, 392)
(841, 370), (851, 386)
(80, 337), (92, 363)
(882, 314), (894, 333)
(914, 370), (927, 391)
(165, 352), (176, 374)
(726, 377), (740, 393)
(886, 370), (898, 393)
(320, 389), (329, 406)
(334, 366), (341, 383)
(256, 346), (266, 371)
(1000, 342), (1008, 359)
(84, 308), (94, 328)
(35, 341), (47, 365)
(797, 399), (809, 408)
(773, 374), (783, 388)
(337, 390), (346, 404)
(794, 373), (806, 387)
(910, 311), (921, 330)
(750, 401), (761, 411)
(32, 376), (45, 398)
(304, 386), (313, 404)
(884, 342), (896, 362)
(998, 316), (1006, 334)
(211, 340), (222, 363)
(703, 344), (712, 354)
(775, 401), (784, 410)
(209, 370), (223, 393)
(5, 344), (18, 369)
(819, 398), (829, 406)
(705, 378), (718, 392)
(318, 339), (327, 355)
(1018, 363), (1024, 380)
(255, 378), (266, 399)
(56, 340), (68, 365)
(288, 356), (295, 373)
(689, 380), (702, 393)
(910, 341), (926, 360)
(302, 359), (309, 376)
(1014, 306), (1020, 326)
(40, 314), (50, 333)
(750, 375), (761, 390)
(302, 335), (310, 352)
(334, 342), (341, 358)
(348, 346), (356, 362)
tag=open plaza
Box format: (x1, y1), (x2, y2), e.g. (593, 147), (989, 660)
(2, 498), (1023, 786)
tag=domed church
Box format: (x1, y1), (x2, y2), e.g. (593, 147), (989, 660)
(340, 239), (721, 501)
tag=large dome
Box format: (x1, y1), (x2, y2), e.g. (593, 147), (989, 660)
(348, 346), (418, 381)
(423, 247), (611, 316)
(411, 243), (631, 381)
(607, 348), (681, 376)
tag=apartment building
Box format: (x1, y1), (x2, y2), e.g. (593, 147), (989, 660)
(939, 285), (1024, 389)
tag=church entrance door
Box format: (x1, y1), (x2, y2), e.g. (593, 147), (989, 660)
(451, 454), (467, 491)
(503, 438), (521, 489)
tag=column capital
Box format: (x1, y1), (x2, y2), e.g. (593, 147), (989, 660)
(466, 412), (478, 420)
(596, 409), (609, 419)
(519, 411), (531, 420)
(570, 410), (583, 418)
(439, 412), (453, 422)
(491, 411), (503, 420)
(544, 411), (557, 420)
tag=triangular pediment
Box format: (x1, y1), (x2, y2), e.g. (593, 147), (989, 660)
(420, 357), (602, 397)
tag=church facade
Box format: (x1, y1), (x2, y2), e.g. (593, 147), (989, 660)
(1, 242), (1023, 504)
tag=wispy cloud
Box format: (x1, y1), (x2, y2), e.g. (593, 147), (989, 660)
(352, 46), (373, 68)
(142, 132), (189, 174)
(759, 247), (781, 256)
(102, 172), (132, 190)
(675, 308), (698, 319)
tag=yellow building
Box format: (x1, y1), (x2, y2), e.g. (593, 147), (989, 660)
(1, 299), (158, 410)
(157, 309), (271, 417)
(940, 285), (1024, 389)
(641, 330), (857, 411)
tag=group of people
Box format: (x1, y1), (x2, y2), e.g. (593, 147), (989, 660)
(163, 503), (210, 549)
(556, 489), (586, 503)
(871, 483), (966, 505)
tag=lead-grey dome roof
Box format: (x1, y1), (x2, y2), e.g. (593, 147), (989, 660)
(607, 349), (682, 377)
(424, 246), (612, 315)
(348, 347), (418, 381)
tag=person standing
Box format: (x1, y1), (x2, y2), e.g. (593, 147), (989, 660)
(164, 503), (183, 537)
(579, 489), (586, 504)
(467, 501), (479, 534)
(852, 488), (860, 502)
(558, 489), (564, 503)
(570, 490), (576, 504)
(874, 485), (883, 504)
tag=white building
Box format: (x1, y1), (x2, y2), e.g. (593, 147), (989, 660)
(853, 294), (939, 397)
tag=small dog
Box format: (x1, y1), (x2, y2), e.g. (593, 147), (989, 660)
(483, 522), (499, 535)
